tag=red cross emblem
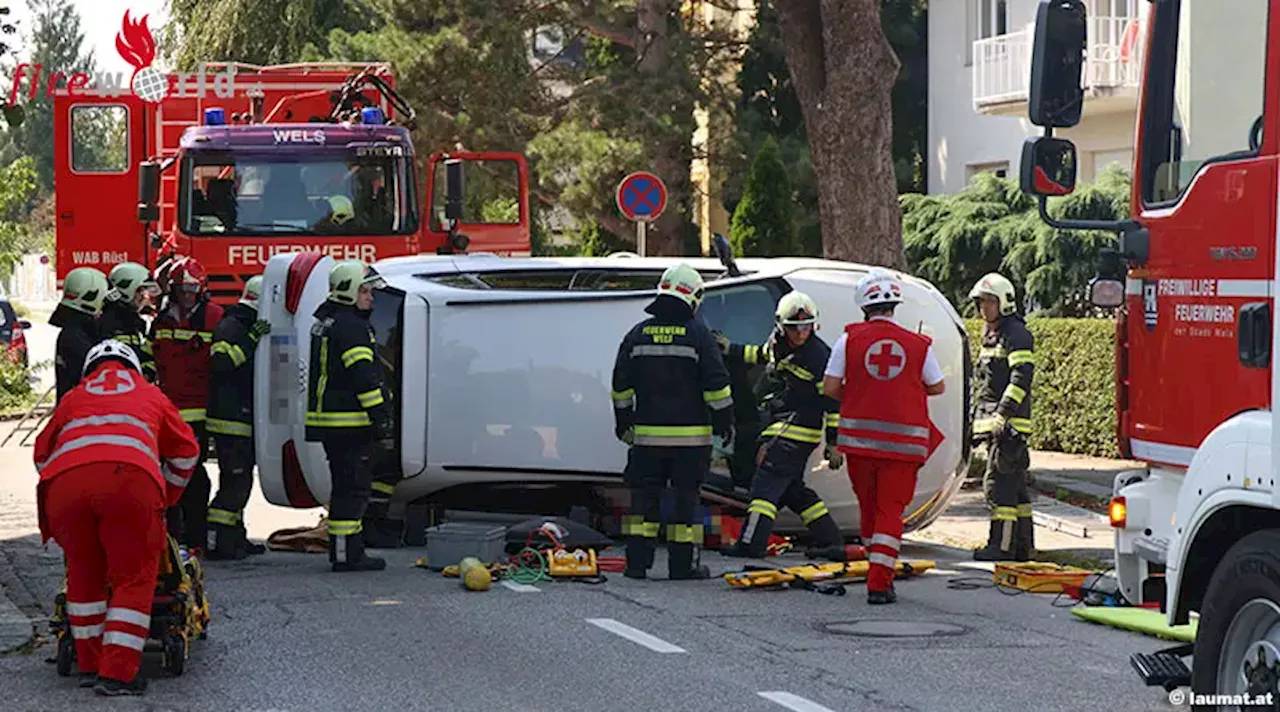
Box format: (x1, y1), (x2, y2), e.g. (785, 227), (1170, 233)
(85, 367), (136, 396)
(864, 339), (906, 381)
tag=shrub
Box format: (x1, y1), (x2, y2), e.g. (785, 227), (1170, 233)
(0, 354), (32, 412)
(730, 135), (796, 257)
(965, 317), (1119, 458)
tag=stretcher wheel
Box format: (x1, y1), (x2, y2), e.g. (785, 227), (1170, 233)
(162, 633), (186, 677)
(55, 633), (74, 677)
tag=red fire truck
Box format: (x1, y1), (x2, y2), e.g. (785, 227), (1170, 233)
(53, 62), (531, 302)
(1022, 0), (1280, 703)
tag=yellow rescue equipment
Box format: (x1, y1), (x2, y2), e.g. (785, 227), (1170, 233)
(724, 559), (936, 595)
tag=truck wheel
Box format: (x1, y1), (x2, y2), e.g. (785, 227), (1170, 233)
(1191, 529), (1280, 708)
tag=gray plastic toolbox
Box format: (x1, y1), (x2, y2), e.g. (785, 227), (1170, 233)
(423, 523), (508, 570)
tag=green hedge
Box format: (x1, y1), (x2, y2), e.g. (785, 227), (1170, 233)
(965, 318), (1119, 458)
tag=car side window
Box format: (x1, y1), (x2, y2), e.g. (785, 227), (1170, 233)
(367, 288), (405, 418)
(697, 282), (782, 346)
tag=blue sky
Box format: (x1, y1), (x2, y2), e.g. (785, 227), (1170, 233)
(8, 0), (171, 73)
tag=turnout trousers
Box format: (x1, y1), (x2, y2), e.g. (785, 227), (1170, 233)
(623, 445), (710, 577)
(847, 457), (919, 593)
(363, 449), (404, 548)
(206, 435), (257, 558)
(979, 431), (1034, 560)
(322, 433), (377, 567)
(166, 421), (210, 550)
(733, 437), (841, 557)
(45, 463), (166, 684)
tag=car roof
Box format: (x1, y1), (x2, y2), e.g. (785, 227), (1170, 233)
(372, 254), (892, 281)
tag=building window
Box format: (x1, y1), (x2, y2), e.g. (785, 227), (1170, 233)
(966, 0), (1009, 65)
(967, 161), (1010, 183)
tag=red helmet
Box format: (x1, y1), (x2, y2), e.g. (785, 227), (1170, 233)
(170, 258), (208, 293)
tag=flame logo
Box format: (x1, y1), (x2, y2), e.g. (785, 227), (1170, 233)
(115, 11), (156, 71)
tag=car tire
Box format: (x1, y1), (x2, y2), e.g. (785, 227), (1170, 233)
(1190, 529), (1280, 710)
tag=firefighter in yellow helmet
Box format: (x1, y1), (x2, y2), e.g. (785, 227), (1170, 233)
(97, 262), (159, 382)
(716, 291), (846, 560)
(205, 276), (271, 559)
(51, 267), (110, 402)
(969, 272), (1036, 561)
(314, 195), (356, 232)
(611, 263), (733, 580)
(304, 260), (393, 572)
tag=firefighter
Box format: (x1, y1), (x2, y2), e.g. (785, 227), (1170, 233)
(611, 263), (733, 580)
(969, 272), (1036, 562)
(313, 194), (355, 232)
(205, 275), (270, 560)
(35, 339), (201, 696)
(716, 291), (846, 560)
(51, 267), (109, 403)
(151, 258), (224, 551)
(97, 262), (159, 382)
(304, 259), (395, 572)
(822, 269), (946, 604)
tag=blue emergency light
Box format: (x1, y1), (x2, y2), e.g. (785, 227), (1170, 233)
(204, 108), (226, 126)
(361, 107), (385, 125)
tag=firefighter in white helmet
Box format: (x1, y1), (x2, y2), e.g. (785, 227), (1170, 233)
(969, 272), (1036, 561)
(51, 267), (110, 403)
(716, 290), (846, 560)
(611, 263), (733, 580)
(205, 276), (271, 559)
(823, 269), (946, 604)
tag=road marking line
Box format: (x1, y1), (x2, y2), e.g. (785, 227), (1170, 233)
(501, 580), (540, 592)
(585, 618), (686, 653)
(758, 691), (837, 712)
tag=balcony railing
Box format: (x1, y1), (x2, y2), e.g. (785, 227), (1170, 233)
(973, 15), (1145, 110)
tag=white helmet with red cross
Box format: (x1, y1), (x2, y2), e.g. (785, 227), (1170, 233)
(854, 268), (904, 311)
(82, 338), (142, 377)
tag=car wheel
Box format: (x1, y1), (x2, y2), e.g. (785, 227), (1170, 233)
(1190, 529), (1280, 710)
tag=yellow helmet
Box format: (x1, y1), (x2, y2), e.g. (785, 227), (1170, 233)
(62, 267), (109, 315)
(969, 272), (1018, 315)
(328, 259), (387, 305)
(106, 262), (157, 303)
(240, 275), (264, 309)
(776, 291), (818, 325)
(327, 195), (354, 225)
(656, 263), (704, 310)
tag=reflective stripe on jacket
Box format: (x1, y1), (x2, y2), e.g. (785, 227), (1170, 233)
(835, 319), (937, 464)
(973, 315), (1034, 436)
(304, 301), (392, 440)
(34, 363), (202, 541)
(726, 334), (839, 448)
(152, 300), (223, 421)
(206, 303), (258, 438)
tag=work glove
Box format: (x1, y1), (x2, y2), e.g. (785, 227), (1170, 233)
(249, 320), (271, 340)
(713, 330), (730, 355)
(618, 427), (635, 446)
(824, 445), (844, 470)
(990, 412), (1009, 435)
(712, 427), (735, 458)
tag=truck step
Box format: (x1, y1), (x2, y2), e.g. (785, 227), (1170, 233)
(1130, 647), (1193, 691)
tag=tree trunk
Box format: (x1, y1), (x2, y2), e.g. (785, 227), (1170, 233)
(776, 0), (905, 269)
(635, 0), (693, 256)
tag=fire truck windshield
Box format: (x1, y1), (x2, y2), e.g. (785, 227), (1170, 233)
(178, 150), (418, 237)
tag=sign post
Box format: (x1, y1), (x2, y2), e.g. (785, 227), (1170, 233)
(616, 171), (667, 256)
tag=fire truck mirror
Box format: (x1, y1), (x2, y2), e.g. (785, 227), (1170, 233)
(1028, 0), (1086, 129)
(1020, 137), (1077, 197)
(1238, 303), (1272, 369)
(1087, 277), (1123, 310)
(138, 161), (161, 222)
(445, 159), (465, 222)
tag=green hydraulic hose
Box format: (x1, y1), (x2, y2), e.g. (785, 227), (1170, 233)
(506, 547), (551, 584)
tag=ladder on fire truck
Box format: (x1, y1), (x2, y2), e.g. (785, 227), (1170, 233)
(2, 384), (53, 447)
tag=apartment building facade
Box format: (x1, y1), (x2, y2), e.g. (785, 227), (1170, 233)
(928, 0), (1147, 194)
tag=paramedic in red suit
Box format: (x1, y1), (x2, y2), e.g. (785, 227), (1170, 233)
(34, 339), (201, 696)
(822, 269), (946, 605)
(150, 258), (224, 550)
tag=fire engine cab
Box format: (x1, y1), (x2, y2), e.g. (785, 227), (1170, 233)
(1021, 0), (1280, 702)
(53, 62), (531, 303)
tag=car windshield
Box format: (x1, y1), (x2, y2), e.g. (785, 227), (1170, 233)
(179, 150), (418, 237)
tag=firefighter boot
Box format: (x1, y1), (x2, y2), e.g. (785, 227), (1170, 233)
(236, 523), (266, 556)
(361, 501), (404, 549)
(330, 533), (387, 572)
(205, 521), (249, 561)
(668, 542), (711, 580)
(1014, 509), (1035, 562)
(624, 535), (655, 579)
(723, 508), (774, 559)
(802, 513), (846, 562)
(973, 518), (1017, 561)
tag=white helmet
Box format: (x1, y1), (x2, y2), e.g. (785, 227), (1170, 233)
(776, 291), (818, 325)
(240, 275), (264, 309)
(656, 263), (705, 310)
(854, 269), (904, 311)
(82, 339), (142, 377)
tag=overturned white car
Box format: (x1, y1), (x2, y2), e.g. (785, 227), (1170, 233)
(252, 250), (973, 537)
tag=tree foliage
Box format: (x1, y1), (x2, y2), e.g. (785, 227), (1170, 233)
(730, 135), (794, 256)
(903, 165), (1132, 317)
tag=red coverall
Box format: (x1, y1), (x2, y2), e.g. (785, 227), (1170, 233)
(151, 298), (223, 548)
(834, 318), (943, 594)
(35, 362), (201, 684)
